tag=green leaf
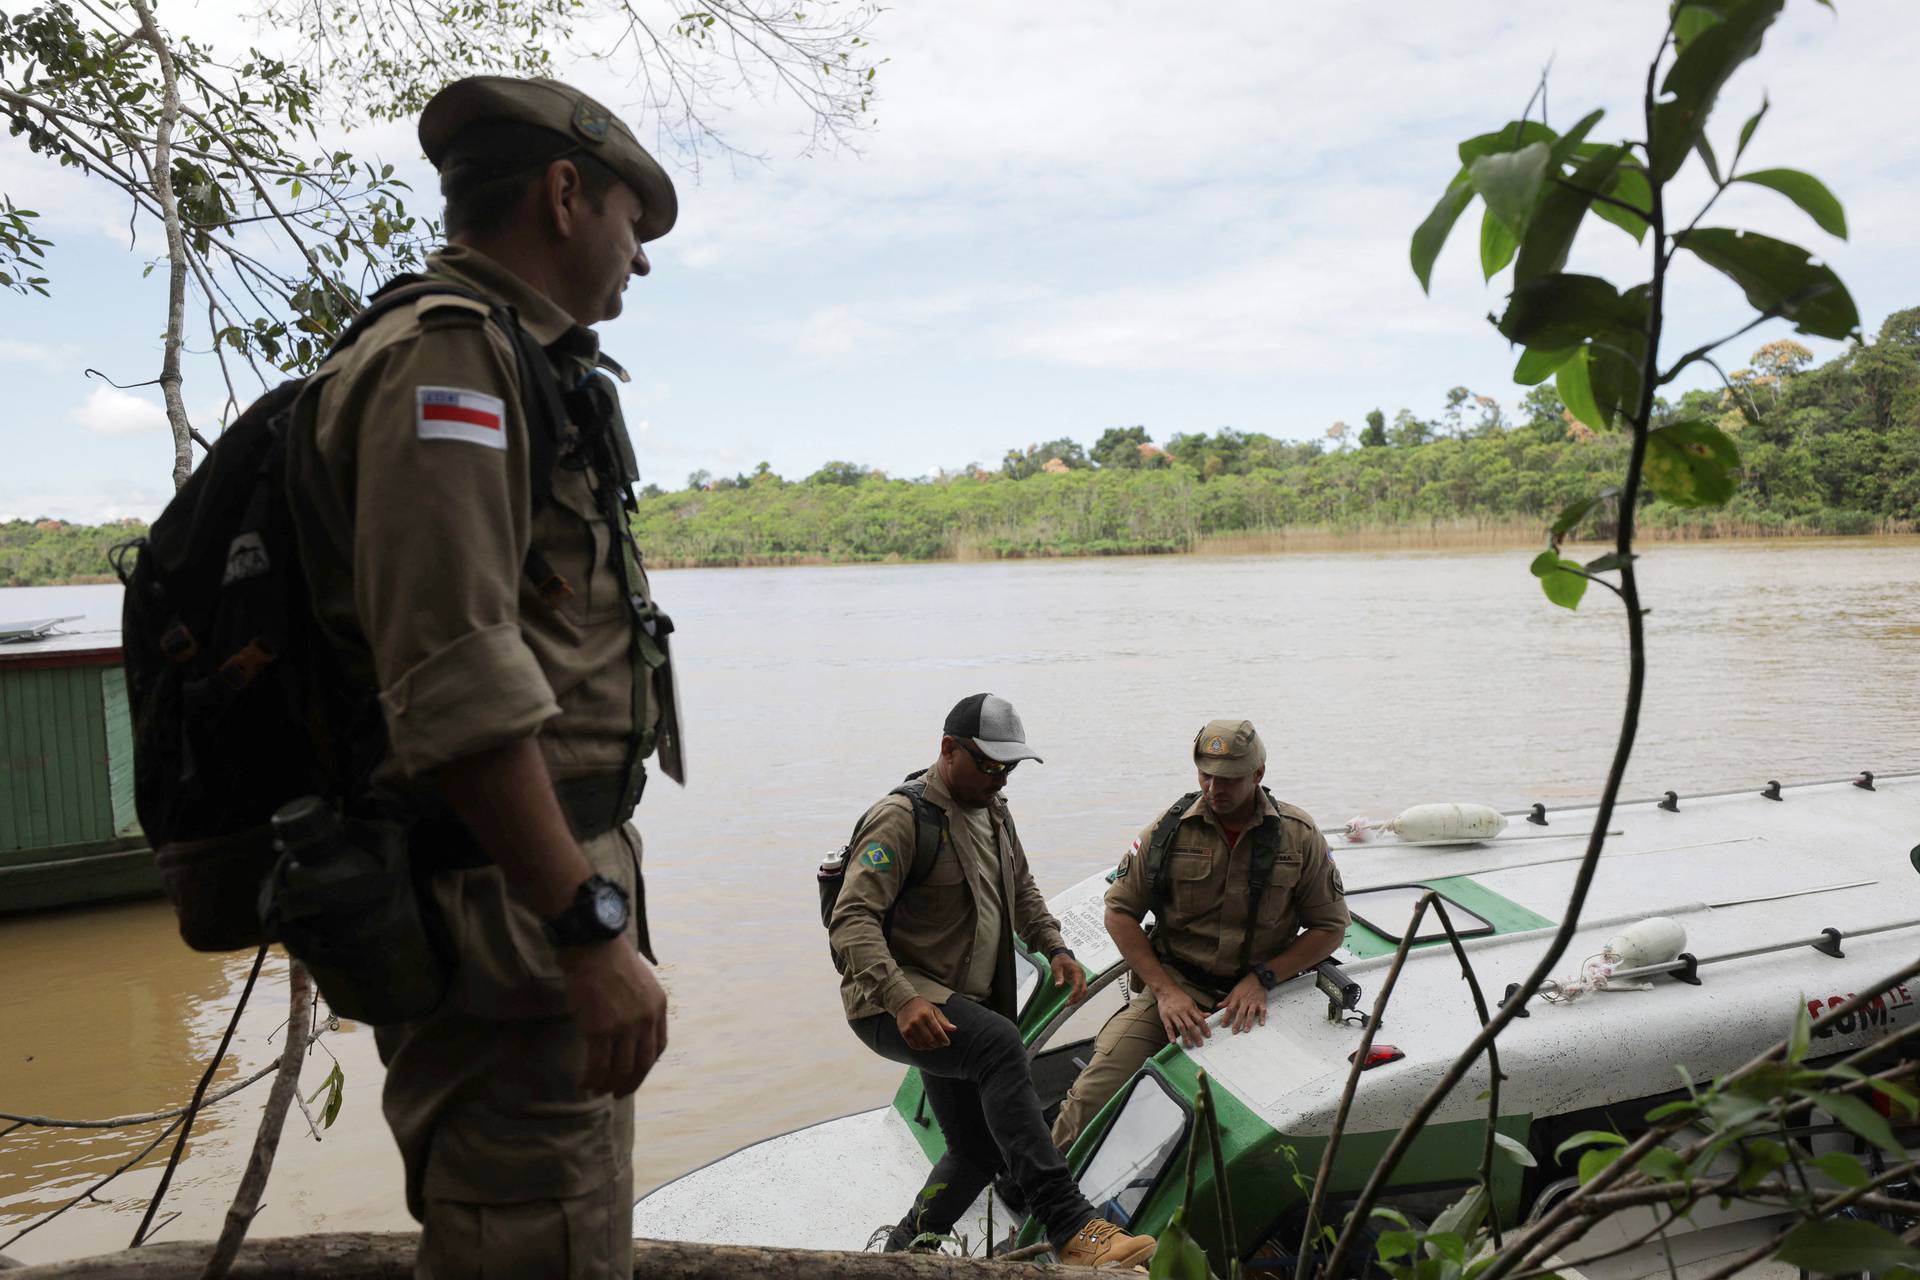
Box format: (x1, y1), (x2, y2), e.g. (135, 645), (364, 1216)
(1431, 1186), (1489, 1239)
(1676, 227), (1859, 339)
(1497, 274), (1629, 348)
(1734, 94), (1769, 164)
(1673, 3), (1726, 52)
(1695, 134), (1723, 185)
(1635, 1145), (1686, 1181)
(1516, 145), (1627, 283)
(1426, 1231), (1467, 1265)
(1735, 1137), (1789, 1190)
(1412, 174), (1475, 293)
(1773, 1219), (1920, 1274)
(1648, 0), (1786, 181)
(1480, 208), (1519, 280)
(1593, 165), (1652, 243)
(1514, 345), (1577, 385)
(1376, 1230), (1419, 1262)
(1788, 999), (1811, 1063)
(1867, 1075), (1920, 1119)
(1148, 1209), (1214, 1280)
(1796, 1087), (1904, 1154)
(1556, 347), (1607, 432)
(1555, 1129), (1629, 1163)
(1645, 419), (1742, 507)
(1585, 552), (1631, 573)
(1809, 1150), (1871, 1188)
(1547, 110), (1607, 170)
(1733, 168), (1848, 239)
(1371, 1207), (1414, 1229)
(1491, 1130), (1536, 1168)
(1549, 491), (1612, 543)
(1530, 552), (1589, 609)
(1577, 1145), (1624, 1184)
(1470, 141), (1552, 237)
(1644, 1099), (1698, 1122)
(1458, 120), (1559, 167)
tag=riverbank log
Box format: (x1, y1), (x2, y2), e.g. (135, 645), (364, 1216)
(7, 1232), (1120, 1277)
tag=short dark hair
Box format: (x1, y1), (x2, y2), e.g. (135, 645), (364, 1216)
(439, 120), (625, 238)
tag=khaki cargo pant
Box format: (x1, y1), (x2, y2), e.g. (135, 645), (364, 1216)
(1050, 975), (1218, 1151)
(375, 825), (644, 1280)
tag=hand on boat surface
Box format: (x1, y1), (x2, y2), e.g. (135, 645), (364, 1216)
(560, 940), (669, 1096)
(898, 997), (958, 1049)
(1050, 953), (1088, 1005)
(1218, 975), (1268, 1035)
(1156, 985), (1212, 1048)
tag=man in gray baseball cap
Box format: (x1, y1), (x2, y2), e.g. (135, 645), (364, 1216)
(826, 695), (1156, 1266)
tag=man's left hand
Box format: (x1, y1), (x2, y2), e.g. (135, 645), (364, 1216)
(1220, 974), (1268, 1035)
(1050, 952), (1088, 1004)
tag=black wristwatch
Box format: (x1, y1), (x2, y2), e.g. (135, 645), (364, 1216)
(1046, 946), (1074, 961)
(544, 874), (630, 947)
(1253, 962), (1279, 991)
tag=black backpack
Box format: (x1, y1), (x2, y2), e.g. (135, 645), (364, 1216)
(116, 275), (568, 951)
(817, 769), (949, 972)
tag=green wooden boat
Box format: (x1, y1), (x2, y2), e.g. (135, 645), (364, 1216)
(0, 620), (158, 914)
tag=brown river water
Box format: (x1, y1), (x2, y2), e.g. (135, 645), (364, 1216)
(3, 538), (1918, 1264)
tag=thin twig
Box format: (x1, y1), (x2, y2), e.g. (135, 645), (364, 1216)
(0, 1063), (279, 1131)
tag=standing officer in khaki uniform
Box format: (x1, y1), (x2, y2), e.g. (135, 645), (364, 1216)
(286, 76), (683, 1278)
(830, 694), (1157, 1268)
(1051, 720), (1349, 1150)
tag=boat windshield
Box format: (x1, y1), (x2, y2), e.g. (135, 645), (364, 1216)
(1347, 884), (1494, 944)
(1075, 1073), (1189, 1228)
(1015, 946), (1041, 1012)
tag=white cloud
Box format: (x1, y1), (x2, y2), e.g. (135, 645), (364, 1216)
(66, 386), (169, 436)
(0, 338), (81, 364)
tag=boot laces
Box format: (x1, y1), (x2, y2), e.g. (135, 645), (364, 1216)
(1080, 1219), (1123, 1244)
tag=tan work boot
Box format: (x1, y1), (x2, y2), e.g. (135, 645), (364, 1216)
(1057, 1217), (1157, 1267)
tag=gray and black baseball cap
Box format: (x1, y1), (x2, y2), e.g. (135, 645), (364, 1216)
(944, 693), (1043, 764)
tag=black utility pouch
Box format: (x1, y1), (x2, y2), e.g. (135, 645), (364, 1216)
(259, 816), (448, 1025)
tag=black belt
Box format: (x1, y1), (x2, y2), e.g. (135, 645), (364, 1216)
(1161, 953), (1240, 1002)
(410, 768), (644, 872)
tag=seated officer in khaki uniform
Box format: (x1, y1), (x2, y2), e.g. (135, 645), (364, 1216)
(286, 76), (683, 1278)
(831, 694), (1157, 1269)
(1051, 719), (1350, 1150)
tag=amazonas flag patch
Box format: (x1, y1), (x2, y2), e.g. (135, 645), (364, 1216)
(416, 386), (506, 449)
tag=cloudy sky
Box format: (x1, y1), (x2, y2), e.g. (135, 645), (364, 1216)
(1, 0), (1913, 522)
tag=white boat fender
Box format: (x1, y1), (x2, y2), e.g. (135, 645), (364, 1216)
(1344, 803), (1509, 844)
(1541, 916), (1689, 1003)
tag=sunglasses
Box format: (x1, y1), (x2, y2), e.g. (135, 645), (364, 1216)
(963, 743), (1018, 776)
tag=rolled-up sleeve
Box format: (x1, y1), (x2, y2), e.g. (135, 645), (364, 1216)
(335, 313), (559, 775)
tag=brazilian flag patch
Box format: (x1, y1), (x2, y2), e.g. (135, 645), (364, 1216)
(860, 842), (894, 869)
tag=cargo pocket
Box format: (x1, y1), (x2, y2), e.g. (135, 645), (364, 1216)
(426, 1094), (618, 1206)
(418, 1188), (623, 1280)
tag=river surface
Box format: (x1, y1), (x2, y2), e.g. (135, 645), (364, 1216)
(3, 539), (1918, 1263)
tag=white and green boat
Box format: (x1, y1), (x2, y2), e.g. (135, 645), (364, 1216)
(633, 774), (1920, 1275)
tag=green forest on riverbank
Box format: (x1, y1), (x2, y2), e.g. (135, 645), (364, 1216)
(6, 309), (1918, 584)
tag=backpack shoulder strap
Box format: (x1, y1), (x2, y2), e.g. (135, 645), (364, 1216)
(892, 770), (946, 890)
(1145, 791), (1201, 912)
(1238, 787), (1288, 971)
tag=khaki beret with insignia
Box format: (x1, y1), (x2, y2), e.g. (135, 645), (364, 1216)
(1193, 718), (1265, 778)
(419, 75), (677, 243)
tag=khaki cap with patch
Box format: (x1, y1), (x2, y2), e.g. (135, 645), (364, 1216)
(419, 76), (677, 243)
(1193, 718), (1265, 778)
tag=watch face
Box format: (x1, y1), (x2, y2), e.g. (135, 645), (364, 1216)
(591, 884), (627, 932)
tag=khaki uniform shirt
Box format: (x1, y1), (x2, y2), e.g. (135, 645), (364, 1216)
(829, 763), (1067, 1022)
(1107, 791), (1349, 983)
(286, 245), (661, 786)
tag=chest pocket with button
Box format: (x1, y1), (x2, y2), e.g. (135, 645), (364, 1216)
(541, 457), (626, 626)
(1167, 847), (1217, 919)
(895, 839), (969, 925)
(1253, 858), (1304, 929)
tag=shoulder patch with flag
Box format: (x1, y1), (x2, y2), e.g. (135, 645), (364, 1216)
(859, 841), (894, 870)
(416, 386), (507, 450)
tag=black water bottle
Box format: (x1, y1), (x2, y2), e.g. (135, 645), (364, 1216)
(260, 797), (445, 1024)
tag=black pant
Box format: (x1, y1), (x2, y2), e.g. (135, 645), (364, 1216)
(852, 995), (1096, 1251)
